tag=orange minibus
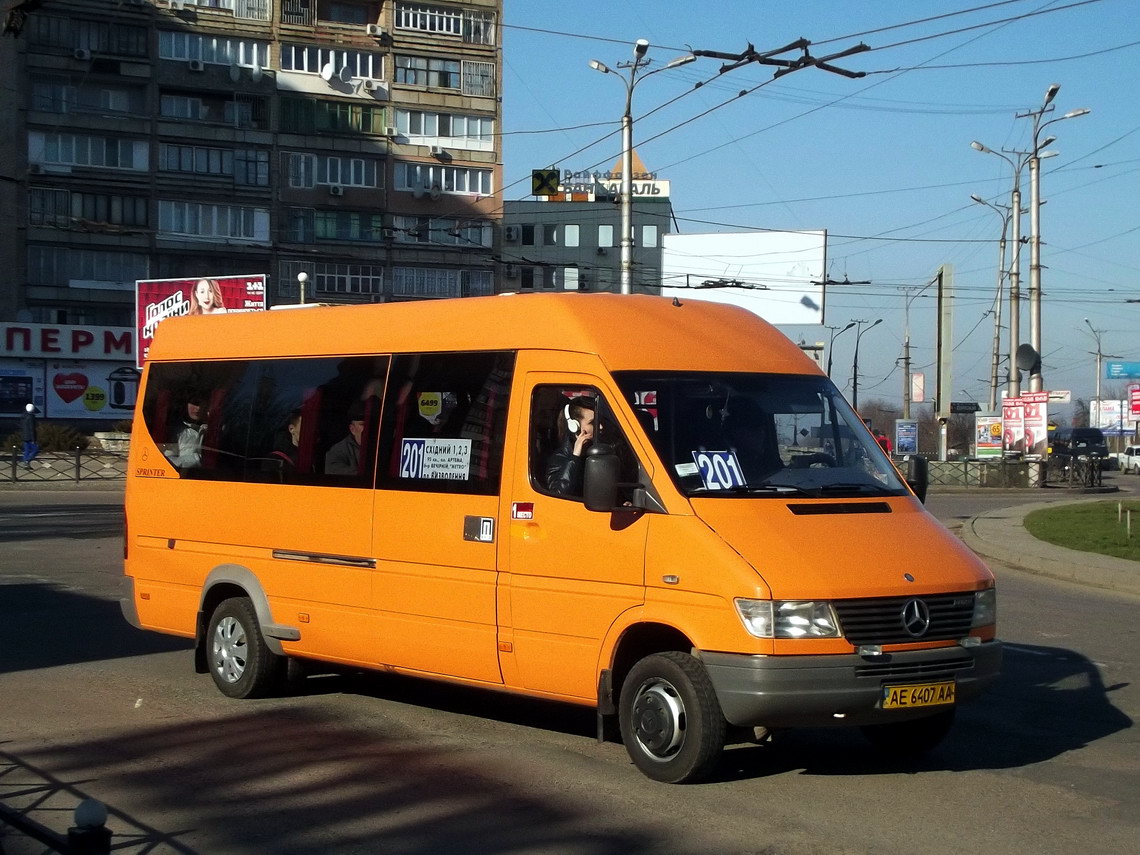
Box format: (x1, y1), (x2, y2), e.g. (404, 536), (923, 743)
(122, 293), (1000, 783)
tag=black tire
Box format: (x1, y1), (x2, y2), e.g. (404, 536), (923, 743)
(861, 708), (955, 756)
(206, 597), (285, 699)
(618, 651), (727, 784)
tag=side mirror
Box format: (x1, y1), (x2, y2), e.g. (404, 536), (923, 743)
(906, 454), (929, 504)
(583, 443), (620, 512)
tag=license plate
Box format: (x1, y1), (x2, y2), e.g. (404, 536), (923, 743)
(882, 681), (956, 709)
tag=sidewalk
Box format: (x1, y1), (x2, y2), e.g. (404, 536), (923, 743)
(961, 497), (1140, 597)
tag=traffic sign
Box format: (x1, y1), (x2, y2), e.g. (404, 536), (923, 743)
(531, 169), (560, 196)
(950, 401), (980, 414)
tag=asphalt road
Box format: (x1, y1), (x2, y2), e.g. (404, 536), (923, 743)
(0, 489), (1136, 855)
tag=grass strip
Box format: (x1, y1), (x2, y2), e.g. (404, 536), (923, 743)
(1024, 501), (1140, 562)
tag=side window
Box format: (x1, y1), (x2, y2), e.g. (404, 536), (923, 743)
(529, 385), (638, 501)
(141, 355), (389, 487)
(377, 351), (514, 495)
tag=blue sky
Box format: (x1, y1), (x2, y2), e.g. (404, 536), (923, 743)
(500, 0), (1140, 417)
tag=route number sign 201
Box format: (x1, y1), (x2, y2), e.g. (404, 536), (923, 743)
(692, 450), (746, 490)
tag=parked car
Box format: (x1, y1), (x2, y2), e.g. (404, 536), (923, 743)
(1114, 444), (1140, 474)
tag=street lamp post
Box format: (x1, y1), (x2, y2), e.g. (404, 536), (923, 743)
(851, 318), (882, 411)
(901, 283), (933, 420)
(297, 271), (308, 304)
(825, 321), (855, 379)
(971, 141), (1027, 399)
(1018, 85), (1091, 392)
(970, 194), (1014, 412)
(589, 42), (695, 295)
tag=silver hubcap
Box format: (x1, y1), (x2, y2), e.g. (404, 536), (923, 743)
(212, 616), (248, 684)
(631, 678), (686, 761)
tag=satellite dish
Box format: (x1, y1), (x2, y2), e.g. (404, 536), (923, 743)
(250, 65), (263, 83)
(229, 63), (241, 83)
(1016, 343), (1041, 372)
(429, 184), (442, 201)
(319, 62), (335, 82)
(337, 65), (353, 84)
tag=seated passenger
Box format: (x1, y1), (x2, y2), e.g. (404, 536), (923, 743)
(266, 409), (304, 475)
(544, 396), (595, 498)
(325, 404), (366, 475)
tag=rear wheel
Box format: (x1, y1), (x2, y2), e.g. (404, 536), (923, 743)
(618, 651), (726, 784)
(860, 708), (955, 756)
(207, 597), (285, 699)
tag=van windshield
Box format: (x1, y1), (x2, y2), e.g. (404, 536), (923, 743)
(613, 371), (908, 499)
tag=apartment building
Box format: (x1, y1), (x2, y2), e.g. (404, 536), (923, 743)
(0, 0), (502, 325)
(500, 156), (674, 294)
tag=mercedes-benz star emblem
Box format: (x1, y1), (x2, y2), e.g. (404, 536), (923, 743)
(901, 598), (931, 637)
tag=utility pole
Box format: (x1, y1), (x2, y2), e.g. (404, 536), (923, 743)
(851, 318), (882, 411)
(825, 321), (855, 379)
(971, 195), (1012, 412)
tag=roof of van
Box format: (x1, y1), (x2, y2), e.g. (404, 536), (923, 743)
(147, 293), (818, 375)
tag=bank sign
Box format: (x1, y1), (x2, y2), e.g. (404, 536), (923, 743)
(1, 323), (138, 419)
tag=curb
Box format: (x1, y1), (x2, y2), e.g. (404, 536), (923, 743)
(961, 498), (1140, 598)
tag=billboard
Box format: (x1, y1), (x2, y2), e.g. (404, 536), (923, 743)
(975, 416), (1003, 458)
(136, 274), (267, 367)
(660, 230), (826, 325)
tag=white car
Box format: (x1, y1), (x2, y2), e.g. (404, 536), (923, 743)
(1115, 445), (1140, 474)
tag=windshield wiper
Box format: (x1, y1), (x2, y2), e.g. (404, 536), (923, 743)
(809, 482), (897, 496)
(689, 484), (811, 497)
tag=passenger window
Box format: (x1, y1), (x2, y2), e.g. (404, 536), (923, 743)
(141, 355), (389, 487)
(529, 385), (639, 501)
(376, 351), (514, 495)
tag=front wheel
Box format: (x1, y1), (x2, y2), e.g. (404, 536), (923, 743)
(860, 708), (955, 757)
(618, 651), (726, 784)
(207, 597), (285, 699)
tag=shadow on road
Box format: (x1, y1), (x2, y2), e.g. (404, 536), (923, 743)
(0, 583), (188, 674)
(0, 504), (123, 542)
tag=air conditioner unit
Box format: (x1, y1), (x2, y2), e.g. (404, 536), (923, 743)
(382, 125), (399, 137)
(72, 48), (92, 61)
(365, 24), (386, 37)
(503, 225), (520, 242)
(429, 145), (445, 157)
(188, 59), (205, 72)
(28, 164), (45, 175)
(504, 264), (519, 278)
(329, 185), (345, 196)
(362, 79), (381, 92)
(170, 0), (187, 10)
(382, 227), (396, 239)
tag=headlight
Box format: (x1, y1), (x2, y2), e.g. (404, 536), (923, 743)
(735, 598), (841, 638)
(971, 587), (997, 627)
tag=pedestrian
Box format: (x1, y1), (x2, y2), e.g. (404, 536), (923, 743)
(20, 403), (39, 468)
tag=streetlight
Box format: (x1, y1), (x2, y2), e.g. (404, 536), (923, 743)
(825, 321), (855, 379)
(971, 140), (1028, 399)
(1020, 85), (1090, 392)
(1082, 319), (1123, 433)
(851, 318), (882, 411)
(589, 41), (696, 294)
(297, 270), (309, 304)
(901, 283), (932, 420)
(971, 194), (1014, 411)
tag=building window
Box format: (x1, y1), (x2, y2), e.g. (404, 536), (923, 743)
(280, 43), (383, 79)
(564, 224), (580, 248)
(28, 132), (148, 171)
(395, 109), (494, 149)
(462, 61), (495, 97)
(394, 55), (459, 88)
(313, 210), (385, 242)
(160, 143), (234, 177)
(234, 150), (271, 186)
(161, 94), (205, 120)
(158, 31), (269, 68)
(280, 97), (386, 135)
(30, 78), (144, 115)
(181, 0), (272, 20)
(391, 268), (493, 299)
(158, 201), (270, 242)
(542, 224), (557, 246)
(563, 268), (580, 291)
(642, 225), (659, 248)
(27, 246), (148, 288)
(395, 162), (492, 196)
(598, 224), (614, 248)
(280, 259), (385, 295)
(521, 224), (535, 246)
(28, 188), (71, 228)
(283, 152), (380, 188)
(29, 16), (148, 57)
(393, 216), (492, 247)
(520, 267), (535, 290)
(394, 2), (496, 44)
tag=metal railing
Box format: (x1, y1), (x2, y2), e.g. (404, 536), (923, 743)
(6, 447), (127, 484)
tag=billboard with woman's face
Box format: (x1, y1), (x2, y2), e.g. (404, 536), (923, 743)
(136, 275), (266, 367)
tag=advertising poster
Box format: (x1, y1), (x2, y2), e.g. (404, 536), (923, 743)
(136, 274), (267, 368)
(44, 360), (141, 419)
(1021, 392), (1048, 458)
(1002, 397), (1025, 455)
(975, 416), (1003, 458)
(0, 361), (45, 416)
(894, 419), (919, 454)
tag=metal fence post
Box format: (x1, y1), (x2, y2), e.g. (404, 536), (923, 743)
(10, 445), (16, 482)
(74, 446), (82, 483)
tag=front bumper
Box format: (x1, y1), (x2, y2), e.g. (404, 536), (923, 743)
(701, 640), (1002, 728)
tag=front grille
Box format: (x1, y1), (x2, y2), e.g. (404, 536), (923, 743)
(833, 592), (976, 645)
(854, 655), (974, 680)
